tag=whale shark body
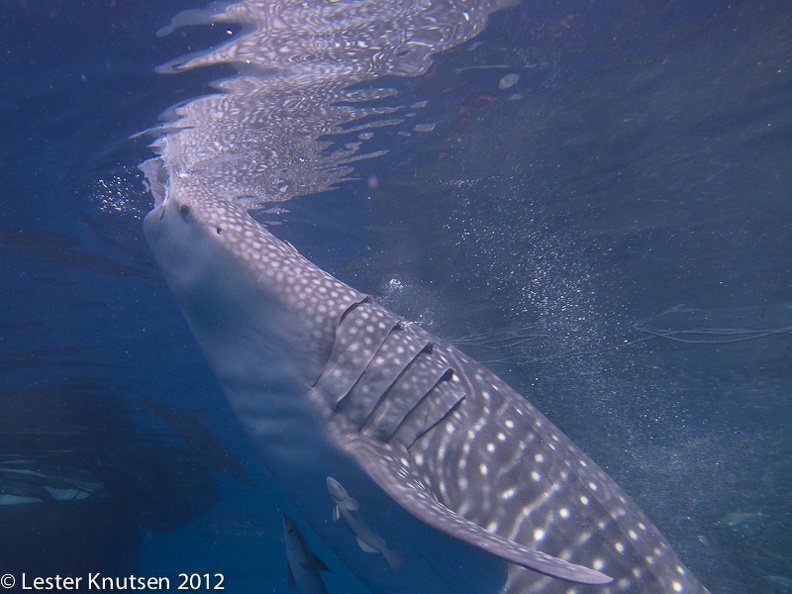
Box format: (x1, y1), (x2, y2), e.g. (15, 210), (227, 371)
(143, 171), (710, 593)
(141, 1), (712, 590)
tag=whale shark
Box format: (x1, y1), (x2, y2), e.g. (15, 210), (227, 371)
(141, 0), (713, 590)
(142, 171), (711, 593)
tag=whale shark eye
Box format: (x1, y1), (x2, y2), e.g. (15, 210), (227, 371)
(178, 203), (190, 217)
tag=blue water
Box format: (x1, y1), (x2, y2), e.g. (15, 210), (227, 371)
(1, 1), (791, 593)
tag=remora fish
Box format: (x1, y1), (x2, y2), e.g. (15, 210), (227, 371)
(282, 513), (330, 594)
(143, 178), (711, 593)
(327, 476), (406, 570)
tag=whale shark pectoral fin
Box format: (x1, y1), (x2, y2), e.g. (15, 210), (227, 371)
(346, 438), (613, 586)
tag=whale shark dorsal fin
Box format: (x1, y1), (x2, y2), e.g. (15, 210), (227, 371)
(346, 438), (613, 586)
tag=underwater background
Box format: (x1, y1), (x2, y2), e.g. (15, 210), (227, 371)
(1, 0), (791, 592)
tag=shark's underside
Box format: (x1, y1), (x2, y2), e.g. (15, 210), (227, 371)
(143, 170), (710, 594)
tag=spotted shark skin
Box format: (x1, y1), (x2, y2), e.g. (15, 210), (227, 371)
(143, 171), (711, 594)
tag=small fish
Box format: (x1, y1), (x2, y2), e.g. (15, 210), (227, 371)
(0, 479), (57, 504)
(0, 464), (104, 503)
(326, 476), (406, 570)
(282, 513), (329, 594)
(715, 511), (767, 533)
(763, 575), (792, 593)
(454, 64), (511, 73)
(498, 73), (520, 90)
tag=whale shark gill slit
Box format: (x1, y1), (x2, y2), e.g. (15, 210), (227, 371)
(311, 289), (611, 583)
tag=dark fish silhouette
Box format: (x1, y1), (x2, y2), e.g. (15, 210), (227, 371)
(142, 396), (256, 487)
(283, 513), (330, 594)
